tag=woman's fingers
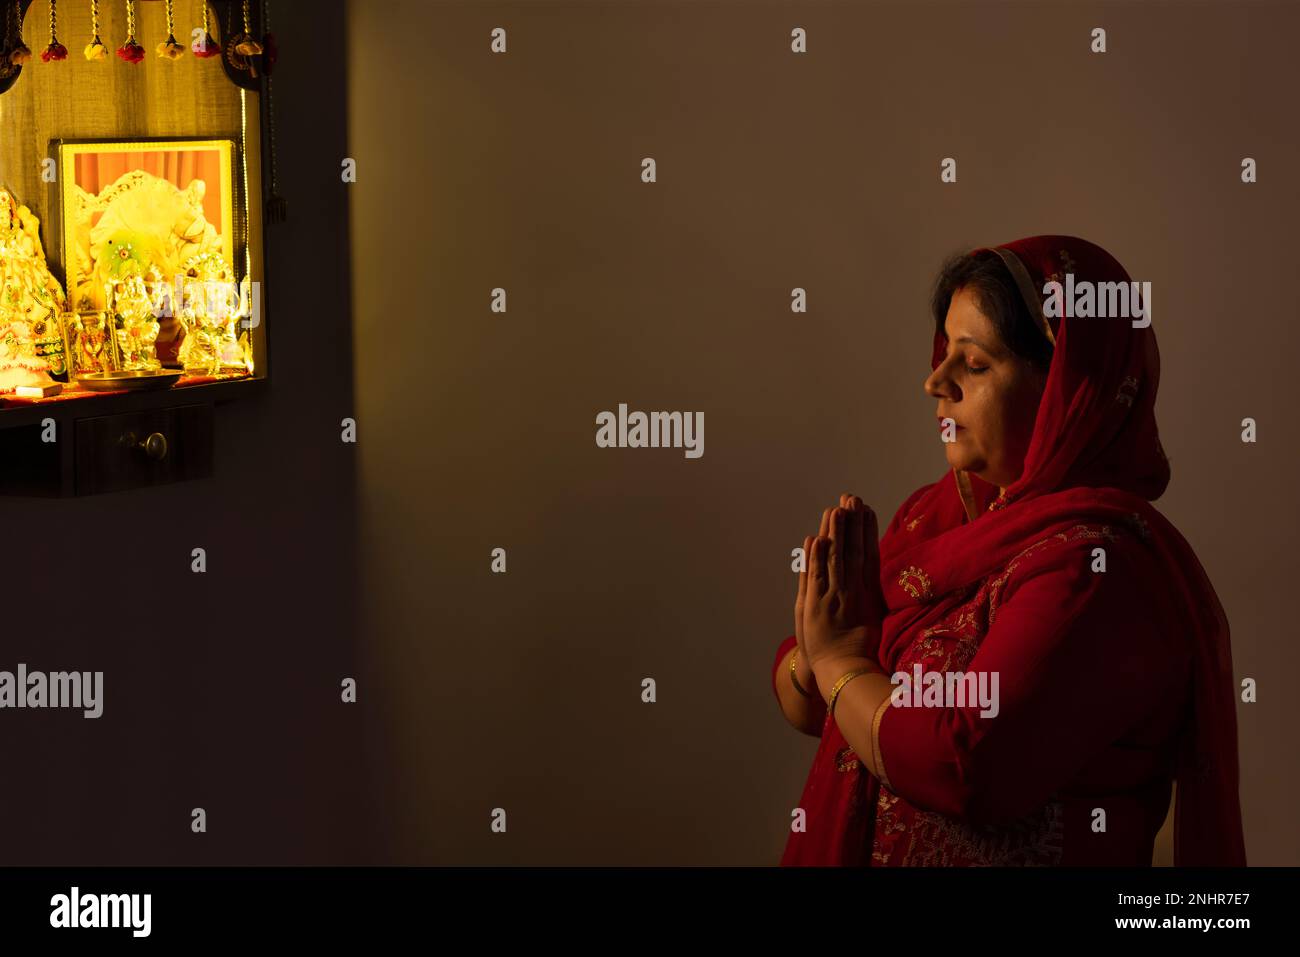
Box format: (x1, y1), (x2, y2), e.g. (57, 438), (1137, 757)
(797, 534), (812, 603)
(810, 495), (870, 603)
(795, 534), (813, 639)
(845, 498), (864, 584)
(860, 500), (879, 567)
(828, 508), (845, 592)
(808, 535), (830, 599)
(854, 497), (883, 600)
(819, 505), (834, 539)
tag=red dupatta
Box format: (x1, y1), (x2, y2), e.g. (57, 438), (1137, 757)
(875, 235), (1245, 866)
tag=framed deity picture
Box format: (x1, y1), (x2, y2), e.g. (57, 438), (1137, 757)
(55, 139), (236, 363)
(58, 311), (121, 380)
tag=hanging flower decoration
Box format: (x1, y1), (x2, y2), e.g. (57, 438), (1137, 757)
(8, 0), (33, 64)
(41, 0), (67, 61)
(191, 0), (218, 57)
(228, 0), (263, 76)
(115, 0), (143, 63)
(156, 0), (182, 60)
(83, 0), (105, 59)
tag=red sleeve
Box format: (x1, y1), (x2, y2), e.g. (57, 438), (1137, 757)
(875, 535), (1189, 825)
(771, 634), (798, 700)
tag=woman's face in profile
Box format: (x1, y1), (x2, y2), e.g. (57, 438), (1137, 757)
(924, 286), (1047, 488)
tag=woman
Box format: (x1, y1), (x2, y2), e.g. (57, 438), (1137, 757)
(770, 235), (1246, 866)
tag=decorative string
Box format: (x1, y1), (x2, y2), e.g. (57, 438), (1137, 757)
(232, 0), (262, 75)
(157, 0), (183, 59)
(84, 0), (104, 59)
(116, 0), (143, 62)
(41, 0), (68, 61)
(193, 0), (218, 57)
(8, 0), (32, 65)
(264, 0), (285, 223)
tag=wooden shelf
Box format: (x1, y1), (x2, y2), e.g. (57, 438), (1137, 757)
(0, 375), (267, 496)
(0, 375), (266, 430)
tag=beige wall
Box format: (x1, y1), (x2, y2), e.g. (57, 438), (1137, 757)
(347, 0), (1297, 864)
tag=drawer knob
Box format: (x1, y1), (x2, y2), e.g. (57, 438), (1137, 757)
(122, 431), (168, 461)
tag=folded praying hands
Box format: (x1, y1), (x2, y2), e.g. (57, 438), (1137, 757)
(795, 494), (886, 676)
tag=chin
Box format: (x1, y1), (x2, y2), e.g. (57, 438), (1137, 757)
(944, 447), (980, 474)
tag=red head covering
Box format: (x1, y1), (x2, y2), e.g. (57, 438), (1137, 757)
(884, 235), (1245, 865)
(933, 236), (1170, 507)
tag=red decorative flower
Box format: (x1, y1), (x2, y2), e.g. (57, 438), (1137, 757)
(116, 41), (145, 64)
(192, 32), (220, 58)
(41, 42), (69, 63)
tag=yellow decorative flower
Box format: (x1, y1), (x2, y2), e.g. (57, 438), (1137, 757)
(156, 38), (185, 61)
(84, 40), (107, 61)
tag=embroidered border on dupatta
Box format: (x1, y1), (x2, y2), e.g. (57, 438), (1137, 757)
(954, 468), (980, 522)
(986, 246), (1057, 347)
(870, 695), (894, 791)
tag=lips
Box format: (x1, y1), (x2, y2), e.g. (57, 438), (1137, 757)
(937, 417), (963, 432)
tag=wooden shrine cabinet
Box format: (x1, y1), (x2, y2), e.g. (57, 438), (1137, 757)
(0, 0), (273, 496)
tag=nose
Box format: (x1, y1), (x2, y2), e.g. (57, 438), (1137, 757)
(924, 359), (958, 401)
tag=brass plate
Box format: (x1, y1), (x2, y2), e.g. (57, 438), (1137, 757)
(75, 371), (184, 393)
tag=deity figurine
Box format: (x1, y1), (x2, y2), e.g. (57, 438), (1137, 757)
(0, 278), (55, 393)
(0, 188), (65, 392)
(177, 252), (239, 375)
(109, 274), (161, 372)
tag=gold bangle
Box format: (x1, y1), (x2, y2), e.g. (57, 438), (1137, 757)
(828, 667), (876, 717)
(789, 648), (813, 698)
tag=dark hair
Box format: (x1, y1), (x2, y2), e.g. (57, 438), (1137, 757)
(930, 250), (1053, 372)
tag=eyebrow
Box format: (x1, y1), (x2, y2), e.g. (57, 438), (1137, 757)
(952, 334), (994, 352)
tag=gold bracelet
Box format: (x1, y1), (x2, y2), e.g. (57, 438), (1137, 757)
(789, 648), (813, 698)
(828, 667), (877, 717)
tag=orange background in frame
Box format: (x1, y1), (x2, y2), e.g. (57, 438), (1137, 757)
(73, 149), (226, 234)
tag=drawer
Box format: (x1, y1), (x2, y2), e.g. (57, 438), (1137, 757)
(74, 404), (214, 495)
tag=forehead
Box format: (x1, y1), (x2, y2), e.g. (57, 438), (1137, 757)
(943, 286), (999, 347)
